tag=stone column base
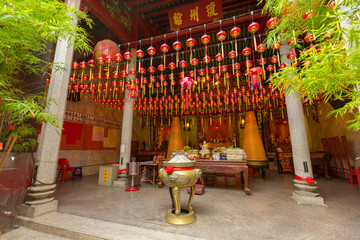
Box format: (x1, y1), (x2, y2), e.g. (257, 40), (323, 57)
(19, 200), (58, 218)
(112, 174), (130, 188)
(292, 191), (327, 207)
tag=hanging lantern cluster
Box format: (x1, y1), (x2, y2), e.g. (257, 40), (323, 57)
(68, 11), (326, 124)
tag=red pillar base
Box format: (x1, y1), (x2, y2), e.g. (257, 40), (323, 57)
(125, 186), (140, 192)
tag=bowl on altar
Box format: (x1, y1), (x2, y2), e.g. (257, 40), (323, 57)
(159, 155), (202, 225)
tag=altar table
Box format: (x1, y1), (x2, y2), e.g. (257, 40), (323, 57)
(277, 151), (328, 177)
(157, 159), (251, 195)
(195, 160), (251, 195)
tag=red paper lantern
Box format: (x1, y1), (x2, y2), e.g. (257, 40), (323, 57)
(186, 38), (195, 48)
(279, 63), (287, 69)
(88, 59), (95, 68)
(158, 64), (165, 72)
(203, 55), (211, 64)
(287, 52), (295, 60)
(270, 55), (279, 64)
(148, 66), (155, 74)
(272, 41), (282, 50)
(266, 17), (279, 29)
(93, 40), (119, 60)
(217, 30), (227, 57)
(114, 53), (122, 63)
(201, 34), (210, 45)
(257, 44), (267, 53)
(242, 47), (251, 56)
(160, 43), (169, 53)
(79, 61), (87, 69)
(248, 22), (259, 33)
(291, 61), (299, 67)
(191, 58), (199, 66)
(245, 60), (253, 68)
(215, 53), (223, 62)
(258, 58), (267, 65)
(129, 68), (136, 75)
(189, 70), (195, 78)
(199, 69), (205, 76)
(123, 51), (132, 61)
(140, 67), (146, 75)
(230, 27), (241, 38)
(147, 46), (156, 56)
(159, 74), (166, 81)
(216, 30), (226, 41)
(96, 57), (104, 66)
(120, 70), (128, 78)
(228, 50), (236, 59)
(168, 62), (176, 70)
(304, 33), (315, 43)
(173, 41), (182, 51)
(266, 65), (274, 72)
(179, 60), (187, 69)
(112, 71), (119, 79)
(136, 49), (144, 58)
(287, 37), (298, 47)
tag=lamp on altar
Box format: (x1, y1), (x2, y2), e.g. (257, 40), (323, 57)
(125, 161), (141, 192)
(240, 117), (245, 129)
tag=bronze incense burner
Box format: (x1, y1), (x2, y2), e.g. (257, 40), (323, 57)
(159, 159), (202, 225)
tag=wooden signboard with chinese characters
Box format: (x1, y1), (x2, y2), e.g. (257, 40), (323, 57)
(168, 0), (223, 31)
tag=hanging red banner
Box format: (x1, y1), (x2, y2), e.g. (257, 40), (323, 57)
(168, 0), (223, 31)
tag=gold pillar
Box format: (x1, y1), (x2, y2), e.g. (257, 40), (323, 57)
(166, 117), (184, 159)
(243, 111), (268, 167)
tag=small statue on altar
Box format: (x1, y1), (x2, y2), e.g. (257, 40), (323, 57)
(199, 140), (210, 157)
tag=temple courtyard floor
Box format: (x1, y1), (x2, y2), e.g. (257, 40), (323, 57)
(1, 170), (360, 239)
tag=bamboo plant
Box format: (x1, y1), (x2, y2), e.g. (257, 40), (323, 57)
(0, 0), (93, 169)
(260, 0), (360, 130)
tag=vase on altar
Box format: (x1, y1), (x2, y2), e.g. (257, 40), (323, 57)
(212, 153), (220, 161)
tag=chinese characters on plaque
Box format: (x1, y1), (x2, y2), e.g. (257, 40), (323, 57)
(169, 0), (223, 31)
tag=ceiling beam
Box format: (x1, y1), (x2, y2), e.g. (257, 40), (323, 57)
(223, 1), (257, 11)
(135, 0), (179, 13)
(125, 0), (149, 8)
(145, 8), (169, 19)
(151, 15), (169, 24)
(84, 0), (132, 43)
(138, 9), (264, 45)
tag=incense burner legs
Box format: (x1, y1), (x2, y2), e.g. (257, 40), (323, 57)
(165, 185), (197, 225)
(159, 167), (202, 225)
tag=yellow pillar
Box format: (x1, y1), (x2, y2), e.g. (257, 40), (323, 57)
(243, 111), (268, 167)
(166, 117), (184, 159)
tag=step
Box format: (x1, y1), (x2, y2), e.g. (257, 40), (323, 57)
(17, 212), (203, 240)
(0, 227), (68, 240)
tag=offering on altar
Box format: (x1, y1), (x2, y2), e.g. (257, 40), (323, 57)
(199, 140), (210, 157)
(226, 148), (246, 161)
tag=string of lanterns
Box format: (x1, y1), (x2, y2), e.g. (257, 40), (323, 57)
(63, 10), (325, 126)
